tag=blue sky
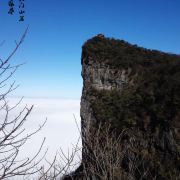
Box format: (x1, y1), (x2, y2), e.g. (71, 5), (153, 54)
(0, 0), (180, 99)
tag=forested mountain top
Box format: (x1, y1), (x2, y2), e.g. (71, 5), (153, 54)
(82, 35), (180, 68)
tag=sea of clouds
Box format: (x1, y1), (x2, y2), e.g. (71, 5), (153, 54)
(1, 97), (81, 170)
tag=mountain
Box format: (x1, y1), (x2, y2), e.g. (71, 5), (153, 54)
(66, 35), (180, 179)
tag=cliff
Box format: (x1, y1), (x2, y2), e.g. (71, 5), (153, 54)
(65, 35), (180, 179)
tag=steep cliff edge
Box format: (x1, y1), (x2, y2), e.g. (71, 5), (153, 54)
(80, 35), (180, 179)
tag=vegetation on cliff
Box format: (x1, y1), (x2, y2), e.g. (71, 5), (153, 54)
(82, 36), (180, 68)
(83, 36), (180, 131)
(82, 36), (180, 179)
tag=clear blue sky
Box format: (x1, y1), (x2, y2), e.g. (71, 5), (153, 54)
(0, 0), (180, 99)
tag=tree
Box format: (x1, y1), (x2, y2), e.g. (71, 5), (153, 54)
(0, 29), (81, 179)
(0, 28), (48, 179)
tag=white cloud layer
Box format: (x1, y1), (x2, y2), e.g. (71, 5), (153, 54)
(1, 97), (82, 170)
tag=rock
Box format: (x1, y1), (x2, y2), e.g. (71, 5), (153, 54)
(75, 36), (180, 179)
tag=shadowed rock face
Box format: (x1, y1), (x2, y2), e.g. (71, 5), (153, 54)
(79, 35), (180, 179)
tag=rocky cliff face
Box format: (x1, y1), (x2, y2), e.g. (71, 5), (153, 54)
(71, 35), (180, 180)
(81, 53), (132, 147)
